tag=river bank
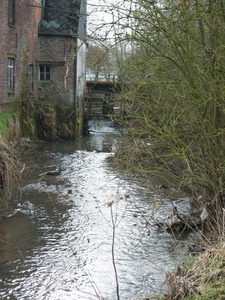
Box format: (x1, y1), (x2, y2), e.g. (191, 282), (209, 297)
(0, 118), (224, 299)
(109, 130), (225, 300)
(0, 118), (195, 300)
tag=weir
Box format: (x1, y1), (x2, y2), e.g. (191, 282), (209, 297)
(84, 80), (122, 117)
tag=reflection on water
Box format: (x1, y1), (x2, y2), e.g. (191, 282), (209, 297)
(0, 118), (187, 300)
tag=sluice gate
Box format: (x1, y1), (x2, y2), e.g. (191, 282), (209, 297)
(84, 80), (122, 117)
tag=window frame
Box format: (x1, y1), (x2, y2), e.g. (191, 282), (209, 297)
(8, 0), (15, 26)
(28, 63), (34, 92)
(39, 65), (51, 81)
(7, 57), (15, 91)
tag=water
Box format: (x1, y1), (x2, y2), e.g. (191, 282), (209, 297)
(0, 118), (188, 300)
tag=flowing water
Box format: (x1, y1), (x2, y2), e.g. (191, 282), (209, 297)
(0, 118), (190, 300)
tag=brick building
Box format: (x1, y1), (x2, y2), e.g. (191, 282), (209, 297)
(0, 0), (87, 123)
(0, 0), (42, 103)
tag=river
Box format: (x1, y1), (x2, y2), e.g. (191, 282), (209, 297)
(0, 118), (189, 300)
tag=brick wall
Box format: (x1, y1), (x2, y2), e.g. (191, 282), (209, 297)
(37, 36), (75, 104)
(0, 0), (41, 103)
(0, 0), (83, 109)
(0, 1), (9, 103)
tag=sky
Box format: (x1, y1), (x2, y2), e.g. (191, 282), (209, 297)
(87, 0), (133, 43)
(87, 0), (113, 24)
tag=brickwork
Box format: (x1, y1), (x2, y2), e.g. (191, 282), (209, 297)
(0, 0), (86, 119)
(37, 36), (75, 104)
(0, 1), (9, 103)
(0, 0), (41, 103)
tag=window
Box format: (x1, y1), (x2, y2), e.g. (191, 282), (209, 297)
(39, 65), (51, 81)
(7, 58), (15, 90)
(28, 63), (34, 92)
(8, 0), (15, 26)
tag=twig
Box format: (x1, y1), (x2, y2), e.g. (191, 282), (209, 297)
(110, 205), (120, 300)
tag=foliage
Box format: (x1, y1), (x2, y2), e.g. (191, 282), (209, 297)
(87, 4), (225, 296)
(87, 43), (109, 79)
(186, 243), (225, 299)
(0, 139), (20, 217)
(0, 113), (21, 217)
(0, 113), (15, 133)
(103, 0), (225, 223)
(87, 42), (118, 81)
(19, 100), (35, 137)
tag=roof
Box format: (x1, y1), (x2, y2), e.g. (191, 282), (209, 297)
(39, 0), (81, 36)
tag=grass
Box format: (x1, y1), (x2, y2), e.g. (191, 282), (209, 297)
(0, 113), (15, 134)
(185, 243), (225, 300)
(0, 113), (21, 218)
(0, 112), (21, 142)
(163, 241), (225, 300)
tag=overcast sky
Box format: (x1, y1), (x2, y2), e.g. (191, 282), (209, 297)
(87, 0), (114, 25)
(87, 0), (132, 42)
(87, 0), (115, 41)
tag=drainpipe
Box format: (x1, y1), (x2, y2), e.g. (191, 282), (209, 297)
(73, 41), (78, 139)
(67, 37), (78, 139)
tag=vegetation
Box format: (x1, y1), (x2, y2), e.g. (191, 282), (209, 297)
(86, 41), (119, 80)
(0, 113), (20, 218)
(33, 100), (77, 140)
(0, 113), (13, 133)
(89, 0), (225, 225)
(165, 242), (225, 299)
(112, 0), (225, 213)
(0, 0), (224, 297)
(88, 0), (225, 298)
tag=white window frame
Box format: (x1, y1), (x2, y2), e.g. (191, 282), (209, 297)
(7, 58), (15, 90)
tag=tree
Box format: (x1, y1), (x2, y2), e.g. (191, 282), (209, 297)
(87, 0), (225, 225)
(86, 43), (107, 80)
(122, 1), (225, 219)
(86, 41), (120, 81)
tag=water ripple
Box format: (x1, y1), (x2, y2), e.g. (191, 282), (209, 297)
(0, 119), (189, 300)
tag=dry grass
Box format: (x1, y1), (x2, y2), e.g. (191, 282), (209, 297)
(0, 139), (20, 218)
(164, 242), (225, 300)
(2, 115), (21, 142)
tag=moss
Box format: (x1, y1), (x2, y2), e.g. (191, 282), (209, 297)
(33, 102), (80, 140)
(19, 100), (35, 137)
(33, 105), (57, 141)
(0, 113), (15, 134)
(34, 99), (55, 107)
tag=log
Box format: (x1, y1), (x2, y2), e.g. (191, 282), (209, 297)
(38, 168), (61, 177)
